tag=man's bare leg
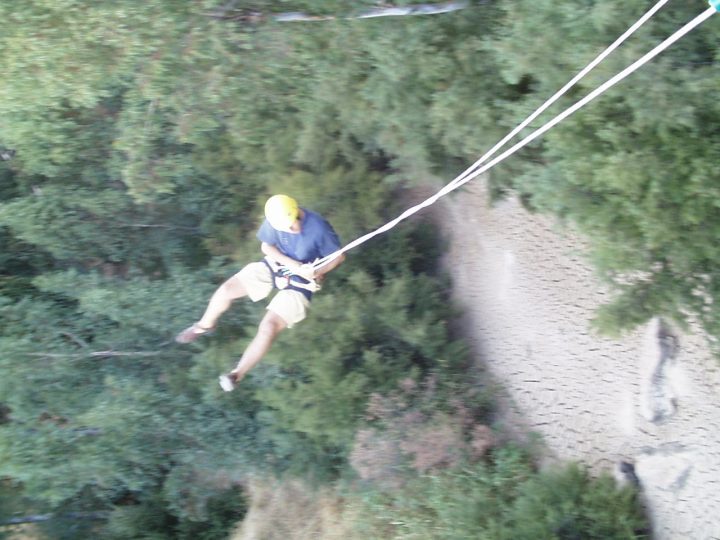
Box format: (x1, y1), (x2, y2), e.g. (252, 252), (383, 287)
(221, 310), (287, 390)
(176, 274), (249, 343)
(198, 274), (249, 329)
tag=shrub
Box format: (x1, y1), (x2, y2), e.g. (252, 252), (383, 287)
(349, 449), (647, 539)
(349, 375), (495, 488)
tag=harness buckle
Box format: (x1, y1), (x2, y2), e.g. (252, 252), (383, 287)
(274, 275), (291, 290)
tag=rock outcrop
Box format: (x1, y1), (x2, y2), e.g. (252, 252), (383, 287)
(437, 180), (720, 540)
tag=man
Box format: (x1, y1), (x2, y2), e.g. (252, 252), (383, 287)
(176, 194), (345, 391)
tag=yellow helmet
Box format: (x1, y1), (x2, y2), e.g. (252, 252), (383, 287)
(264, 194), (299, 231)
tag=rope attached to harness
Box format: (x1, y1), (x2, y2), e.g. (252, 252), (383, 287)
(309, 2), (717, 273)
(262, 258), (320, 301)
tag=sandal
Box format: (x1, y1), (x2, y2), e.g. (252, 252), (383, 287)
(175, 323), (213, 344)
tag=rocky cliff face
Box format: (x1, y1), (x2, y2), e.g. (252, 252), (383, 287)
(438, 180), (720, 540)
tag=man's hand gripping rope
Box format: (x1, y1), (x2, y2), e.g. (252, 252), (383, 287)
(265, 258), (322, 292)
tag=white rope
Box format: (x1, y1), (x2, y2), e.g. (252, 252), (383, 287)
(442, 7), (717, 192)
(446, 0), (671, 192)
(312, 5), (717, 271)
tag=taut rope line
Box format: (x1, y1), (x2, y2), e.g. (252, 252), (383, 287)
(311, 3), (717, 272)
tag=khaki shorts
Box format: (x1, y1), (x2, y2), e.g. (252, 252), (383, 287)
(235, 262), (310, 328)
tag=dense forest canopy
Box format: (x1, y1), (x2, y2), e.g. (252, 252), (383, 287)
(1, 0), (716, 537)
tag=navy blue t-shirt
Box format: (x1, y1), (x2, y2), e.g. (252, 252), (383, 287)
(256, 208), (341, 264)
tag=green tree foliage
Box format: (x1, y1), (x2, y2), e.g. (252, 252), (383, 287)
(9, 0), (718, 535)
(103, 487), (247, 540)
(0, 1), (199, 179)
(251, 269), (463, 460)
(352, 448), (646, 539)
(282, 3), (512, 178)
(1, 2), (481, 528)
(491, 0), (720, 338)
(0, 268), (260, 537)
(505, 465), (646, 539)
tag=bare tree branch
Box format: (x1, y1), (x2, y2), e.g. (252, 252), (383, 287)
(208, 1), (470, 23)
(25, 350), (161, 359)
(60, 331), (90, 349)
(115, 222), (201, 231)
(279, 1), (469, 22)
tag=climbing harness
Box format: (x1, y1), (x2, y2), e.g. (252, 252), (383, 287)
(304, 1), (718, 275)
(263, 258), (320, 300)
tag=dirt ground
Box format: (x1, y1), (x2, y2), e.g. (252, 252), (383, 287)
(231, 478), (359, 540)
(434, 178), (720, 540)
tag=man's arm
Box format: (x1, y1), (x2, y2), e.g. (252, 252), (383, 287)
(261, 242), (302, 270)
(314, 253), (345, 281)
(261, 241), (344, 281)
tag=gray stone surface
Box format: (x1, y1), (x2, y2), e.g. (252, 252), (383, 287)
(436, 180), (720, 540)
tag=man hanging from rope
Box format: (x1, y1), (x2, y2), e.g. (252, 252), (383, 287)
(175, 194), (345, 391)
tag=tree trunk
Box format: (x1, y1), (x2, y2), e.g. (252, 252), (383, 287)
(1, 511), (109, 525)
